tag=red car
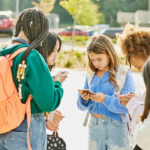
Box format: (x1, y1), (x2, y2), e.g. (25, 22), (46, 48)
(58, 28), (88, 36)
(0, 11), (15, 36)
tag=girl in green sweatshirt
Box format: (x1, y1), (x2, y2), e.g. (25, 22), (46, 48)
(0, 8), (66, 150)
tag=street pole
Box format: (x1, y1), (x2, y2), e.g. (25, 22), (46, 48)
(16, 0), (19, 19)
(40, 0), (42, 9)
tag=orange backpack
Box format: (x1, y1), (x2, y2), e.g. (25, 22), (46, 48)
(0, 47), (32, 150)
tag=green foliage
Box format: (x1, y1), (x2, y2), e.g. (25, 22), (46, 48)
(76, 0), (101, 25)
(59, 35), (117, 45)
(73, 50), (82, 61)
(111, 38), (117, 44)
(60, 0), (85, 17)
(120, 56), (126, 65)
(64, 60), (73, 68)
(58, 52), (63, 59)
(60, 0), (102, 26)
(0, 0), (148, 27)
(59, 35), (89, 45)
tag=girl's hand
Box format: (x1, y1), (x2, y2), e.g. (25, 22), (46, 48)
(53, 111), (65, 124)
(54, 71), (68, 84)
(78, 89), (90, 101)
(118, 93), (134, 106)
(55, 110), (62, 115)
(46, 120), (59, 132)
(89, 92), (106, 103)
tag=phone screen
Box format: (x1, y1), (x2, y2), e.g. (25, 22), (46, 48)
(80, 89), (95, 95)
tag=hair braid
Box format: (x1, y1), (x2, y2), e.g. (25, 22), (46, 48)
(14, 8), (49, 63)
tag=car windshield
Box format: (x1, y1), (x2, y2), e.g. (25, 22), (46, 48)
(104, 30), (123, 34)
(0, 15), (9, 19)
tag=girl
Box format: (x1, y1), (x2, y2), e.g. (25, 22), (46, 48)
(117, 24), (150, 148)
(46, 31), (65, 132)
(77, 35), (135, 150)
(0, 9), (67, 150)
(133, 58), (150, 150)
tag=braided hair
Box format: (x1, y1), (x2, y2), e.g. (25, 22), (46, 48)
(15, 8), (50, 100)
(15, 8), (49, 62)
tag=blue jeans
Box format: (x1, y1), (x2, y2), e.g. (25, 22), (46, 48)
(0, 113), (47, 150)
(88, 116), (129, 150)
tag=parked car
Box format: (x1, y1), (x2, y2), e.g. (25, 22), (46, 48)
(0, 11), (15, 36)
(94, 28), (123, 38)
(102, 28), (123, 38)
(58, 27), (88, 36)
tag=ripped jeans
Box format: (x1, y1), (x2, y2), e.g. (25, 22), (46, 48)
(88, 116), (129, 150)
(0, 113), (47, 150)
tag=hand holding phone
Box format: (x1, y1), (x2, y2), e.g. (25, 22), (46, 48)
(61, 71), (69, 75)
(54, 71), (68, 84)
(79, 89), (95, 95)
(78, 89), (95, 101)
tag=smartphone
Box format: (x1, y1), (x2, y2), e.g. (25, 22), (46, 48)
(79, 89), (95, 95)
(61, 71), (69, 75)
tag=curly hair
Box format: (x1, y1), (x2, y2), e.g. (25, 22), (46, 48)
(117, 23), (150, 65)
(86, 35), (122, 91)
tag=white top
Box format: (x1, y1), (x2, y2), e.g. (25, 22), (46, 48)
(133, 113), (150, 150)
(126, 91), (145, 135)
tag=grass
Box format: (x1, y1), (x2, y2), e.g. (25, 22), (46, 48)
(59, 35), (117, 46)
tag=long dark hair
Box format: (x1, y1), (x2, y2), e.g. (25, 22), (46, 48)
(14, 8), (49, 62)
(47, 31), (62, 71)
(141, 58), (150, 122)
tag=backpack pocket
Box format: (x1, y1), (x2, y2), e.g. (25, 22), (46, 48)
(0, 105), (7, 127)
(0, 93), (26, 134)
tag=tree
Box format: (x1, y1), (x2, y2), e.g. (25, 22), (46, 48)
(77, 1), (104, 25)
(60, 0), (101, 50)
(32, 0), (56, 15)
(60, 0), (86, 51)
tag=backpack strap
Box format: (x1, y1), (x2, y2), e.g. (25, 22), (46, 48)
(6, 47), (28, 67)
(83, 65), (129, 126)
(7, 47), (32, 150)
(26, 94), (32, 150)
(8, 47), (28, 60)
(116, 65), (129, 123)
(83, 72), (94, 127)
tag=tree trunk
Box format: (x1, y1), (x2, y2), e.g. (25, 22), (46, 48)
(72, 15), (77, 51)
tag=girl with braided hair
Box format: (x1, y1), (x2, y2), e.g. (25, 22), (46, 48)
(0, 8), (66, 150)
(117, 23), (150, 150)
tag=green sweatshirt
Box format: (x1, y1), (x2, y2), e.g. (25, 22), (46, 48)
(0, 44), (63, 114)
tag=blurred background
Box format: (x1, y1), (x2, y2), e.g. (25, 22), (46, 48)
(0, 0), (148, 149)
(1, 0), (150, 68)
